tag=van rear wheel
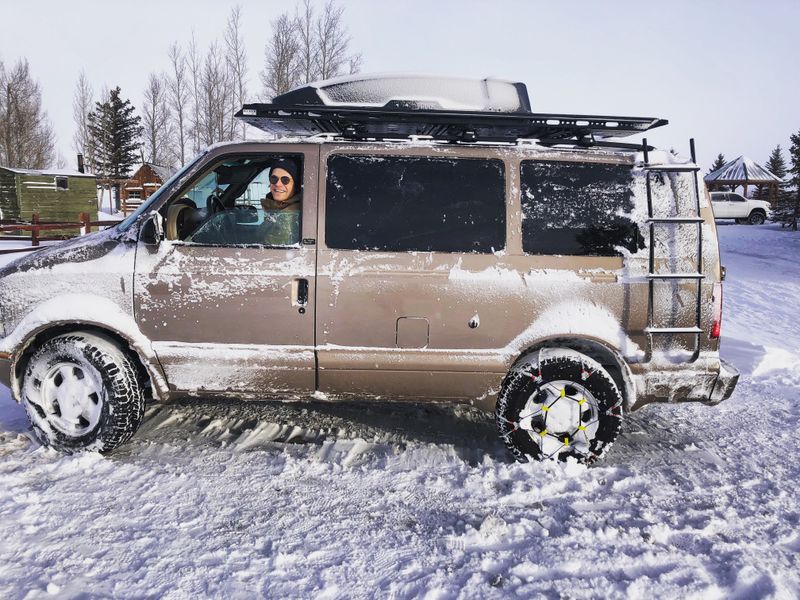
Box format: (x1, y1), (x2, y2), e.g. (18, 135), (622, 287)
(495, 349), (623, 465)
(20, 332), (146, 453)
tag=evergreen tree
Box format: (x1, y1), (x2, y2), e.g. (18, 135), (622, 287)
(88, 87), (142, 179)
(784, 131), (800, 231)
(708, 153), (726, 175)
(706, 153), (728, 192)
(754, 146), (786, 201)
(766, 145), (787, 180)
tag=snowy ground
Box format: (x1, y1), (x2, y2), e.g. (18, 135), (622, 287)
(1, 224), (798, 599)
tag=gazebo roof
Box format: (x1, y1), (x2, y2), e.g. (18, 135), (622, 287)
(704, 156), (780, 184)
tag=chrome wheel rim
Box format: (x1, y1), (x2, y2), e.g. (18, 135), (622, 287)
(517, 380), (600, 459)
(25, 361), (104, 437)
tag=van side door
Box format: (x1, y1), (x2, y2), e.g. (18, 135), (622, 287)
(314, 145), (513, 400)
(133, 144), (319, 397)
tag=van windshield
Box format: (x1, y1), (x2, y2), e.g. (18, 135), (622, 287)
(116, 152), (207, 232)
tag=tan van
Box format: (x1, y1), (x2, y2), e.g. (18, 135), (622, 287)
(0, 75), (738, 463)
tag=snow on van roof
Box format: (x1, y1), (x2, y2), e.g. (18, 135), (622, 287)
(274, 73), (532, 113)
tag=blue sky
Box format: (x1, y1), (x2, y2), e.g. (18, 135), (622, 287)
(2, 0), (798, 171)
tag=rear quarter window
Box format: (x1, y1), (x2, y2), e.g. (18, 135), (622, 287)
(520, 160), (641, 256)
(325, 155), (505, 253)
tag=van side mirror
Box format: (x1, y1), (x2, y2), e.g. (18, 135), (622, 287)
(140, 213), (163, 246)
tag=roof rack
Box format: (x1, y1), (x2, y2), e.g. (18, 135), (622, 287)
(237, 104), (667, 145)
(235, 74), (668, 145)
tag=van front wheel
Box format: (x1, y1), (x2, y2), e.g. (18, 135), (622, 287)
(495, 349), (623, 465)
(21, 332), (146, 453)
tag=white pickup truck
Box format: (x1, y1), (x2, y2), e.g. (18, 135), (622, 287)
(710, 191), (770, 224)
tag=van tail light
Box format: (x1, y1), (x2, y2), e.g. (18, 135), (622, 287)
(711, 282), (723, 339)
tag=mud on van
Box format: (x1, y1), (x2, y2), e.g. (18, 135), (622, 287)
(0, 75), (738, 464)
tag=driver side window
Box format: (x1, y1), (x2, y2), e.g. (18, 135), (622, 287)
(164, 155), (303, 248)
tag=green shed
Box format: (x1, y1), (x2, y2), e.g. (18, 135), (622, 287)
(0, 166), (97, 224)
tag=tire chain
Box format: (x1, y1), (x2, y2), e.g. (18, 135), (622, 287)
(495, 351), (623, 465)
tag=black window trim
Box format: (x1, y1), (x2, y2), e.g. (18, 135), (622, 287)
(323, 152), (507, 254)
(158, 151), (306, 250)
(519, 158), (639, 257)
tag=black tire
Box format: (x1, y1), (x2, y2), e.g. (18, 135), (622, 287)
(748, 211), (766, 225)
(20, 332), (146, 453)
(495, 349), (623, 465)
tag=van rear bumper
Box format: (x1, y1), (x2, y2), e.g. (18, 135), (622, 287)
(631, 355), (740, 408)
(709, 358), (739, 403)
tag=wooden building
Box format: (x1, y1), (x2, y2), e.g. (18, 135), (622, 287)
(121, 163), (176, 215)
(0, 166), (97, 223)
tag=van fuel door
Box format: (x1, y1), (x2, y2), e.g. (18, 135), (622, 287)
(396, 317), (430, 349)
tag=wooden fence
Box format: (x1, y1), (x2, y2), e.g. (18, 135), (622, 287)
(0, 212), (123, 255)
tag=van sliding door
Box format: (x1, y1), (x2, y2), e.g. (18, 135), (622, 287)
(315, 146), (514, 401)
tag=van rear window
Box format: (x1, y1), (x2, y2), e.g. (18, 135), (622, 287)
(520, 160), (641, 256)
(325, 155), (505, 253)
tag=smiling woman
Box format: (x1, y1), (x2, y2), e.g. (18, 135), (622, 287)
(257, 157), (303, 246)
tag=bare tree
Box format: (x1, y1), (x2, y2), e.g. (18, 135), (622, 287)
(315, 0), (351, 80)
(261, 0), (360, 100)
(224, 5), (248, 139)
(0, 58), (55, 169)
(187, 31), (203, 154)
(167, 42), (190, 166)
(295, 0), (318, 85)
(261, 13), (301, 100)
(197, 42), (233, 146)
(348, 53), (363, 75)
(72, 70), (95, 172)
(141, 72), (172, 165)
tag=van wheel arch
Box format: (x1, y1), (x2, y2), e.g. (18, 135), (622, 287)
(13, 324), (156, 403)
(508, 337), (635, 411)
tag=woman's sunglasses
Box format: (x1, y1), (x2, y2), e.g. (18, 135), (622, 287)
(269, 175), (293, 185)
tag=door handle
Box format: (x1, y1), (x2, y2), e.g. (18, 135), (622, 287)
(295, 278), (309, 307)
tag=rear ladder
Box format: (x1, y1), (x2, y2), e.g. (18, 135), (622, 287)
(642, 138), (704, 361)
